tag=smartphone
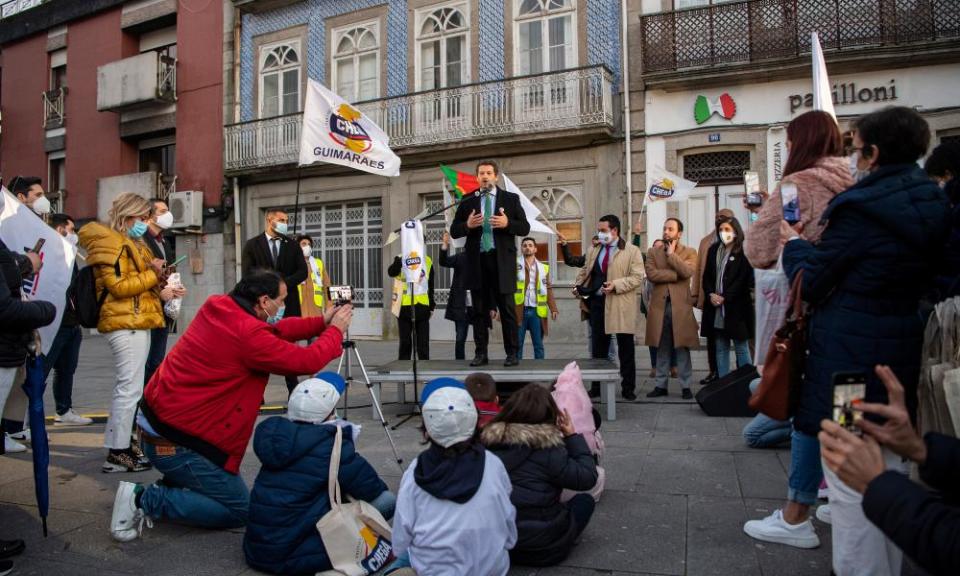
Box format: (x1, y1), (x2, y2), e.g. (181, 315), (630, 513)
(31, 238), (46, 253)
(744, 171), (762, 207)
(328, 285), (354, 306)
(781, 182), (801, 224)
(832, 372), (867, 435)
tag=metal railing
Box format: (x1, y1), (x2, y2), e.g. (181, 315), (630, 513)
(157, 51), (177, 102)
(225, 65), (614, 172)
(158, 174), (177, 200)
(640, 0), (960, 74)
(42, 87), (66, 129)
(1, 0), (44, 20)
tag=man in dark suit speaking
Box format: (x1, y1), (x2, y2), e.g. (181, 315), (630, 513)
(241, 208), (308, 392)
(451, 160), (530, 367)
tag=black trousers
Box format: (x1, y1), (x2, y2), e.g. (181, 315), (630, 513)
(471, 252), (519, 357)
(398, 307), (430, 361)
(589, 297), (636, 395)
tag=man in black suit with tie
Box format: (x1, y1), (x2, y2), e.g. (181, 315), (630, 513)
(451, 160), (530, 366)
(241, 208), (308, 392)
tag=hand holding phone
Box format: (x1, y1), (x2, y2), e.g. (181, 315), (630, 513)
(832, 372), (867, 435)
(781, 182), (801, 225)
(744, 171), (762, 207)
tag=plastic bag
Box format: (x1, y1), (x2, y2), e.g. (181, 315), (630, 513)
(753, 256), (791, 368)
(163, 272), (183, 320)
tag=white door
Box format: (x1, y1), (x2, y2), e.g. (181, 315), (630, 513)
(297, 200), (384, 337)
(676, 184), (750, 249)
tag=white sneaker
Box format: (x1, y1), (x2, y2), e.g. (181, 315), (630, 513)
(817, 486), (829, 500)
(815, 504), (832, 525)
(55, 409), (93, 426)
(110, 481), (151, 542)
(3, 435), (27, 454)
(8, 430), (30, 443)
(743, 509), (820, 549)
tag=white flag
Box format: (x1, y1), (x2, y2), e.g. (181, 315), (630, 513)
(0, 187), (75, 355)
(644, 166), (697, 204)
(399, 220), (427, 284)
(811, 32), (837, 122)
(502, 174), (555, 236)
(299, 79), (401, 176)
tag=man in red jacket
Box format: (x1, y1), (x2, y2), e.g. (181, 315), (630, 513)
(108, 269), (353, 542)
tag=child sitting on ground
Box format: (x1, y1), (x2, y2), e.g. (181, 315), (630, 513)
(466, 372), (501, 428)
(481, 383), (599, 567)
(386, 378), (517, 576)
(551, 361), (606, 502)
(243, 373), (395, 576)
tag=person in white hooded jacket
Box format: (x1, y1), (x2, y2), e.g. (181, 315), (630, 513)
(386, 378), (517, 576)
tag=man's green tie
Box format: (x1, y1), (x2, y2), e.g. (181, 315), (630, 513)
(481, 194), (494, 252)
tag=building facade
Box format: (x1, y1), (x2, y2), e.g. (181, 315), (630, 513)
(225, 0), (629, 339)
(634, 0), (960, 247)
(0, 0), (228, 322)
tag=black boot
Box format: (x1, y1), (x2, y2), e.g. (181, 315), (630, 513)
(470, 353), (489, 367)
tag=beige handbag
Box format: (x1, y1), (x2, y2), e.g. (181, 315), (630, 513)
(316, 426), (393, 576)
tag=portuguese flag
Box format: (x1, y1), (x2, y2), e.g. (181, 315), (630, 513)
(440, 164), (480, 199)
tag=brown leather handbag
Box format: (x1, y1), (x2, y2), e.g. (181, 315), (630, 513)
(749, 271), (806, 421)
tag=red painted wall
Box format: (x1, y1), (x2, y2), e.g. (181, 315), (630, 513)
(176, 2), (224, 207)
(65, 8), (138, 220)
(0, 33), (48, 192)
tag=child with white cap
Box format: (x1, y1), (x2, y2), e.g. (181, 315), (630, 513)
(243, 372), (395, 575)
(386, 378), (517, 576)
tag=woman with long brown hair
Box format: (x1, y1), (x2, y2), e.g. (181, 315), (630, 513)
(701, 215), (753, 377)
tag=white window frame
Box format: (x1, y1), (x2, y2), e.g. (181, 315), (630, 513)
(258, 39), (302, 119)
(414, 1), (472, 92)
(513, 0), (578, 77)
(330, 20), (381, 103)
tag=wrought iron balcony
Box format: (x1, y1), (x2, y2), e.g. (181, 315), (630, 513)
(42, 87), (66, 129)
(97, 49), (177, 112)
(224, 65), (614, 173)
(640, 0), (960, 75)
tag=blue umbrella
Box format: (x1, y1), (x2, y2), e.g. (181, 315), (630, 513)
(21, 353), (50, 536)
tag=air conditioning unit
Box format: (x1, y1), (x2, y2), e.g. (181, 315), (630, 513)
(168, 190), (203, 229)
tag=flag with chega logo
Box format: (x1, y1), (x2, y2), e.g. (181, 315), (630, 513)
(643, 167), (698, 205)
(299, 79), (401, 176)
(0, 187), (74, 355)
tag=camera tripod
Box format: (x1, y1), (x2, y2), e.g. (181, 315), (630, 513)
(336, 330), (403, 470)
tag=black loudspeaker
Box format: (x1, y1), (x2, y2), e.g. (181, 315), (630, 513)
(695, 364), (759, 417)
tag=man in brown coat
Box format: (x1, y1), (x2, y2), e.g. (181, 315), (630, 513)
(575, 215), (645, 400)
(645, 217), (700, 399)
(693, 208), (734, 385)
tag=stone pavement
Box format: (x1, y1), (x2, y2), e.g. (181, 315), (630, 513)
(0, 334), (922, 575)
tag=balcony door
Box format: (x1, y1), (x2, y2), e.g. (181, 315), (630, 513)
(258, 41), (302, 155)
(513, 0), (579, 127)
(415, 4), (471, 138)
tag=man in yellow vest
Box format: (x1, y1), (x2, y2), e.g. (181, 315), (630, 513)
(388, 254), (435, 360)
(515, 237), (558, 360)
(296, 235), (332, 318)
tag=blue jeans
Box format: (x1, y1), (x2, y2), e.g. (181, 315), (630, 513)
(517, 307), (544, 360)
(649, 346), (677, 369)
(144, 325), (170, 385)
(742, 379), (792, 448)
(454, 319), (470, 361)
(369, 490), (397, 521)
(139, 441), (249, 528)
(715, 335), (751, 377)
(788, 428), (823, 506)
(42, 323), (82, 415)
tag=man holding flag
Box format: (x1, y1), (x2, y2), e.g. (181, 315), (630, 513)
(450, 160), (529, 367)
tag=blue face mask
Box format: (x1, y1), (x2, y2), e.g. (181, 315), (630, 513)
(127, 220), (149, 238)
(274, 222), (288, 235)
(265, 297), (286, 325)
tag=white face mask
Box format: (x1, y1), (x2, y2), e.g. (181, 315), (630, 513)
(597, 231), (612, 245)
(302, 245), (312, 258)
(31, 195), (51, 215)
(720, 230), (735, 245)
(65, 232), (79, 246)
(155, 211), (174, 230)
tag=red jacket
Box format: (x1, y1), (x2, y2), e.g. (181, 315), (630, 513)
(475, 400), (501, 429)
(141, 294), (343, 474)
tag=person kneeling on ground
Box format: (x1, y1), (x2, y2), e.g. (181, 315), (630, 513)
(110, 269), (353, 542)
(387, 378), (517, 576)
(481, 384), (599, 567)
(466, 372), (501, 428)
(244, 372), (395, 575)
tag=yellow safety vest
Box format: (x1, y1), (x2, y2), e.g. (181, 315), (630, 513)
(515, 258), (549, 318)
(297, 257), (325, 308)
(394, 256), (432, 306)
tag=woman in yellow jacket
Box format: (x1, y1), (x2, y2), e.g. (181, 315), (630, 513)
(79, 193), (182, 473)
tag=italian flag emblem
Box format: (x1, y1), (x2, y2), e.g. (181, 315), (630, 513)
(694, 93), (736, 125)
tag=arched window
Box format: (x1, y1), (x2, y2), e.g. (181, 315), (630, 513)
(416, 4), (470, 90)
(515, 0), (577, 76)
(259, 41), (301, 118)
(332, 23), (380, 103)
(527, 186), (584, 284)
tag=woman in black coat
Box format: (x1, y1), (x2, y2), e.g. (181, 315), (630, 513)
(480, 384), (598, 567)
(701, 215), (754, 377)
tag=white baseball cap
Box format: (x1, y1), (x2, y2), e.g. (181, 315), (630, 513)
(420, 378), (478, 448)
(287, 372), (347, 424)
